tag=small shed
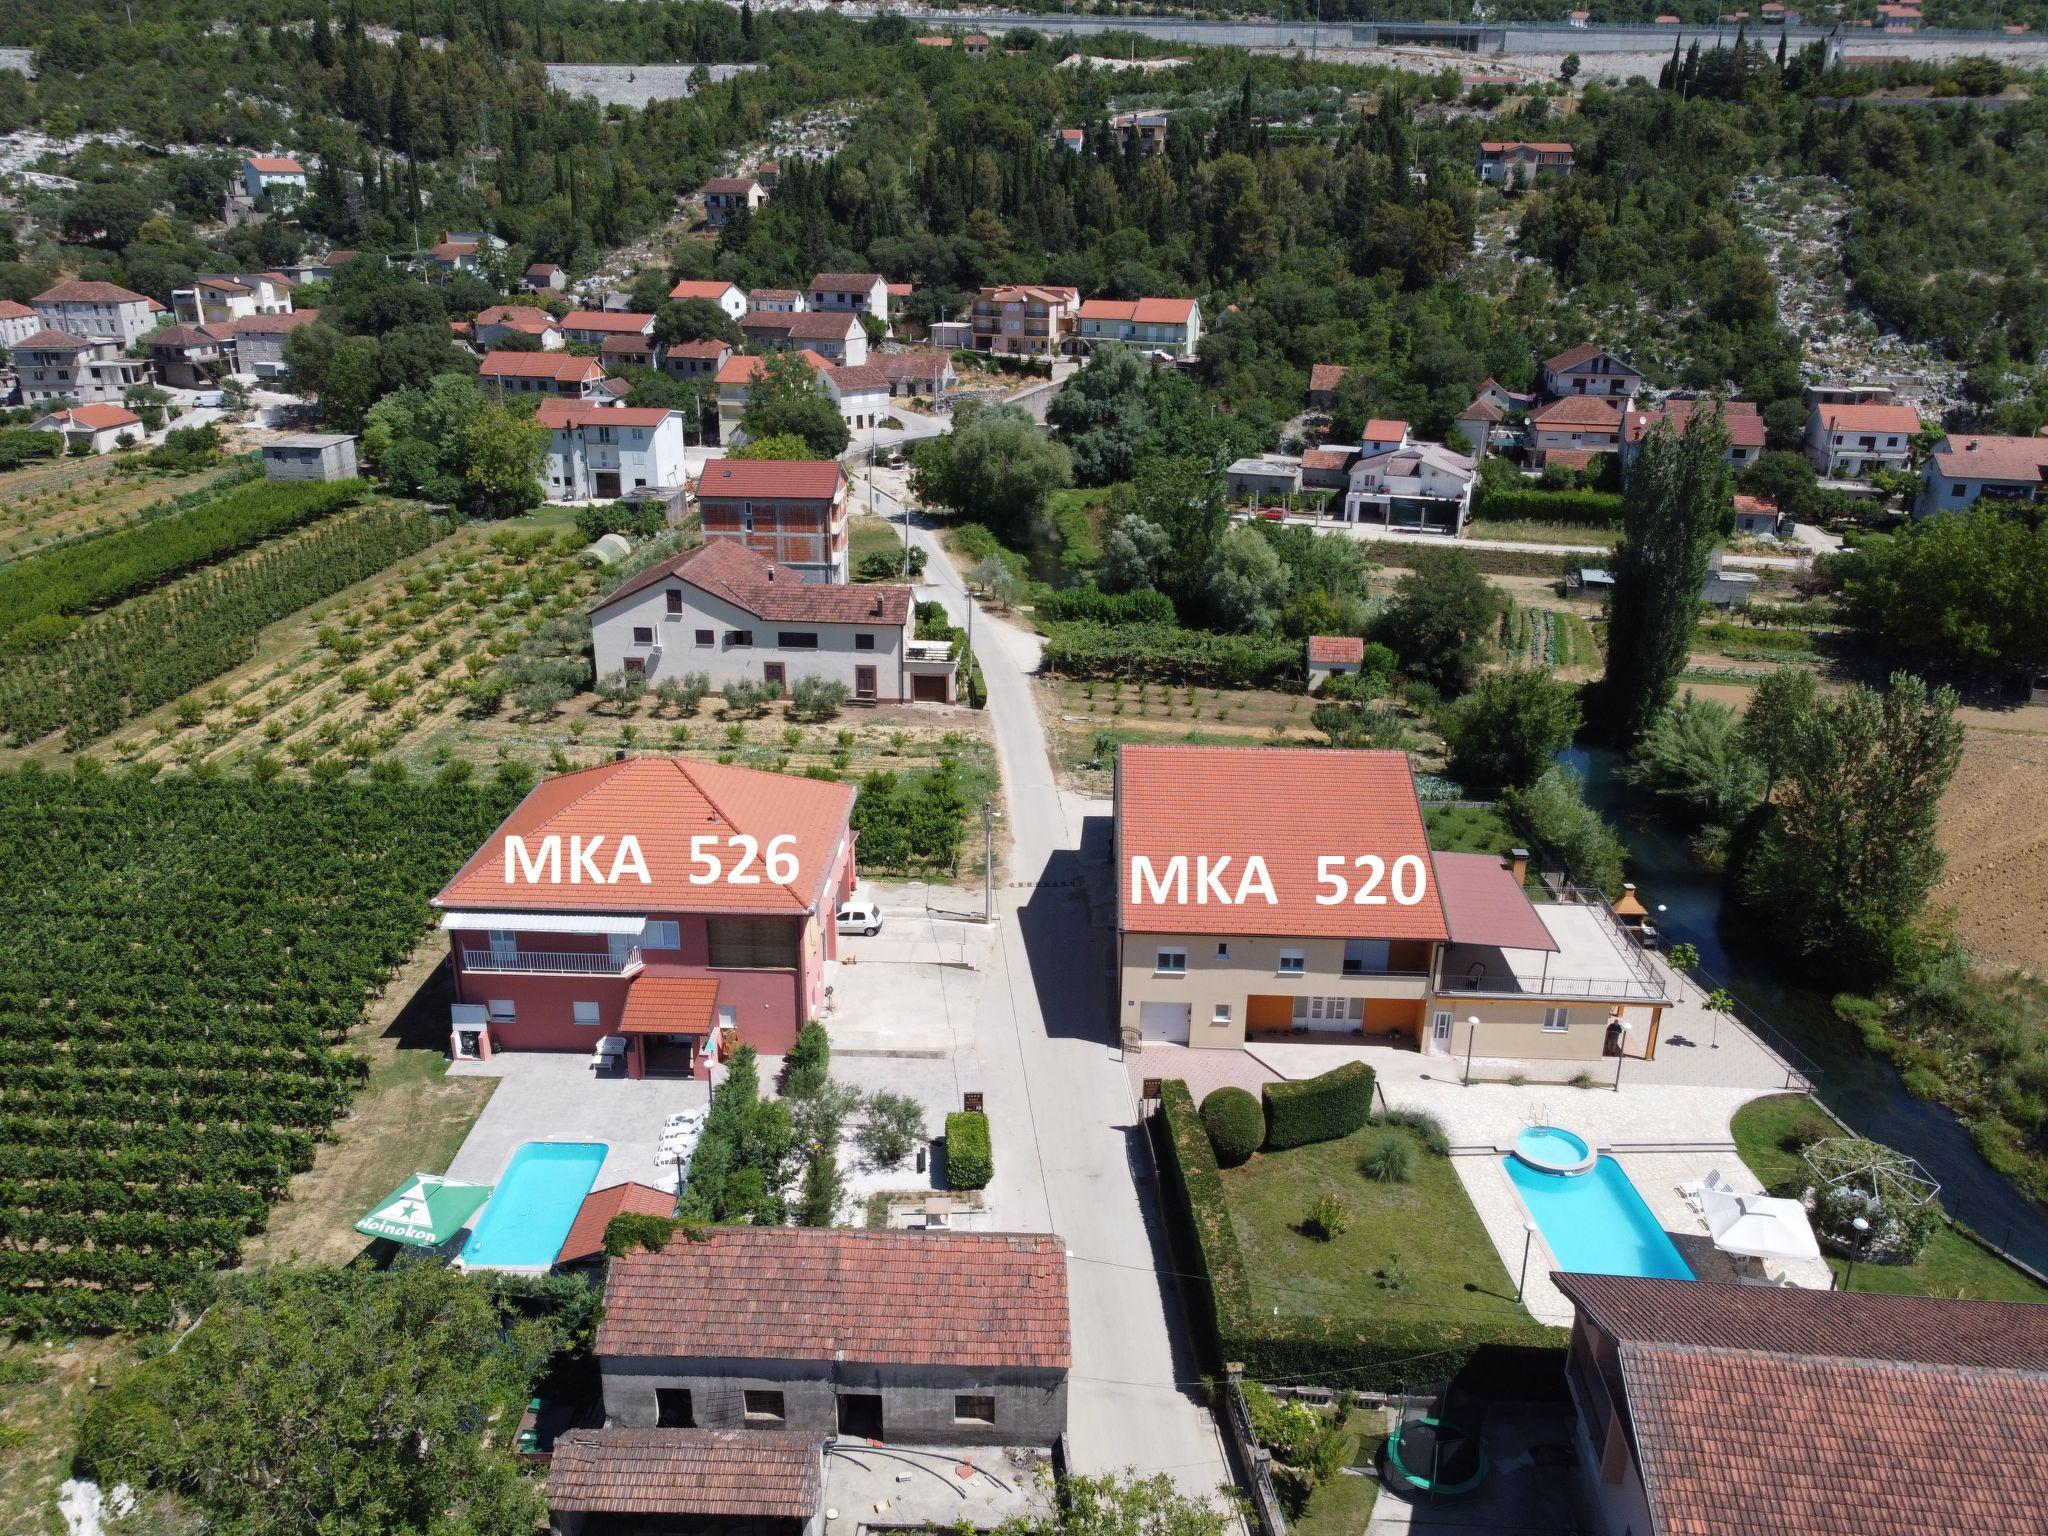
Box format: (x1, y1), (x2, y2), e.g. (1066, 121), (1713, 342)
(1306, 634), (1366, 692)
(1733, 494), (1784, 538)
(261, 432), (359, 482)
(1227, 454), (1302, 503)
(1701, 551), (1758, 609)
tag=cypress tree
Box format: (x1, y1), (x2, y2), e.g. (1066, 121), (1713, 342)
(1598, 407), (1733, 743)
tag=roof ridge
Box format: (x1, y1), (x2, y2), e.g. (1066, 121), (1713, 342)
(1623, 1339), (2048, 1380)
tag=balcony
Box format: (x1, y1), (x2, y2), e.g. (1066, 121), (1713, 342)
(459, 946), (643, 976)
(906, 640), (954, 664)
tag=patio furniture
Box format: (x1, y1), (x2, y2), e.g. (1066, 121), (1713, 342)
(590, 1036), (626, 1072)
(1678, 1169), (1731, 1214)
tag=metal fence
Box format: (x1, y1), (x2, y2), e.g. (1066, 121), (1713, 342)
(1223, 1366), (1290, 1536)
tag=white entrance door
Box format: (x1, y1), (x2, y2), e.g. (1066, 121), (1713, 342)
(1429, 1011), (1453, 1055)
(1139, 1002), (1192, 1044)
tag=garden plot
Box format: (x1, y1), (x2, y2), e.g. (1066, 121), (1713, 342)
(0, 456), (234, 564)
(1733, 173), (1963, 411)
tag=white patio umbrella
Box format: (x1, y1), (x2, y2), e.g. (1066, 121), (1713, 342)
(1701, 1187), (1822, 1263)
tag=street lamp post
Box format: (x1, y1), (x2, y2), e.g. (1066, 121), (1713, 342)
(1843, 1215), (1871, 1292)
(1612, 1019), (1635, 1092)
(1462, 1016), (1479, 1087)
(1516, 1219), (1538, 1302)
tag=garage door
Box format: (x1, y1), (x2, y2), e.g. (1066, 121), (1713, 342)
(1139, 1002), (1191, 1044)
(911, 674), (949, 702)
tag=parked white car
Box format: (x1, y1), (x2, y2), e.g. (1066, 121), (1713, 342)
(836, 892), (883, 936)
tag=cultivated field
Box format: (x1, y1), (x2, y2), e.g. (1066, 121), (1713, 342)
(1934, 714), (2048, 976)
(0, 455), (234, 562)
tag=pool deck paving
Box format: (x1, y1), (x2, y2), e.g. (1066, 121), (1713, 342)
(446, 1052), (709, 1197)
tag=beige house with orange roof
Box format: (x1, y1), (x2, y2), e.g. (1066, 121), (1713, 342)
(1915, 433), (2048, 519)
(1115, 745), (1669, 1062)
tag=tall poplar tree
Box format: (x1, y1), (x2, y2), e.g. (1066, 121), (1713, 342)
(1599, 407), (1732, 743)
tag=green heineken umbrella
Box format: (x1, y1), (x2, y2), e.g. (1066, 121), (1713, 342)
(356, 1173), (494, 1248)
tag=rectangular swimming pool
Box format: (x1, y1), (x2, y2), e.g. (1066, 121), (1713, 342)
(461, 1141), (608, 1270)
(1504, 1153), (1694, 1281)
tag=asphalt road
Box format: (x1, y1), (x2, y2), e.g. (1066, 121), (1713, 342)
(874, 471), (1238, 1505)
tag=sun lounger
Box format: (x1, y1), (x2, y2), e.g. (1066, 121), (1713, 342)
(1678, 1169), (1730, 1213)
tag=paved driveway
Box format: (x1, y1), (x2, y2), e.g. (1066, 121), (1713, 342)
(446, 1053), (708, 1194)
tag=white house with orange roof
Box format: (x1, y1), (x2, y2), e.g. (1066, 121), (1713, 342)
(0, 300), (40, 349)
(1541, 343), (1645, 401)
(1475, 140), (1575, 184)
(537, 401), (688, 503)
(1530, 395), (1627, 464)
(1804, 399), (1920, 476)
(33, 402), (145, 454)
(700, 176), (764, 227)
(561, 310), (656, 347)
(479, 350), (609, 400)
(431, 757), (859, 1076)
(1622, 398), (1765, 476)
(1075, 297), (1202, 360)
(1114, 744), (1670, 1061)
(474, 304), (565, 350)
(170, 272), (295, 327)
(1914, 433), (2048, 519)
(33, 280), (162, 347)
(666, 278), (748, 323)
(713, 349), (831, 444)
(588, 540), (950, 703)
(242, 154), (307, 199)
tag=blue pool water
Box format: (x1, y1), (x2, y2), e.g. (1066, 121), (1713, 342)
(1504, 1154), (1694, 1281)
(461, 1141), (608, 1269)
(1514, 1126), (1594, 1173)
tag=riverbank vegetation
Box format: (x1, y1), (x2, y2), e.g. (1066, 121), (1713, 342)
(1731, 1095), (2048, 1301)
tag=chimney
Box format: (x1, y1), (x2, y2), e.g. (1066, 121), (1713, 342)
(614, 749), (626, 762)
(1510, 847), (1529, 885)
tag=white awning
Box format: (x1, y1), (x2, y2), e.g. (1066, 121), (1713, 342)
(1702, 1188), (1822, 1263)
(439, 911), (647, 936)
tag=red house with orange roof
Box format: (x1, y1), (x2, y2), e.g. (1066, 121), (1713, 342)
(434, 757), (859, 1077)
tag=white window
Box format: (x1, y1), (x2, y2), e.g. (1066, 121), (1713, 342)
(573, 1001), (601, 1027)
(1277, 949), (1306, 976)
(608, 933), (635, 965)
(487, 999), (516, 1024)
(1215, 942), (1230, 960)
(487, 928), (518, 959)
(1212, 1004), (1233, 1025)
(1543, 1007), (1570, 1033)
(1154, 948), (1187, 976)
(643, 920), (681, 950)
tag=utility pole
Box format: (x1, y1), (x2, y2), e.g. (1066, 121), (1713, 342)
(982, 802), (996, 922)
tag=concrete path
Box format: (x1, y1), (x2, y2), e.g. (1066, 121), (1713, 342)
(1238, 511), (1811, 570)
(445, 1053), (708, 1195)
(902, 503), (1239, 1503)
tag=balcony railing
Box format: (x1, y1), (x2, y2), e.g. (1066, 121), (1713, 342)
(906, 640), (954, 664)
(459, 946), (642, 976)
(1432, 969), (1665, 1001)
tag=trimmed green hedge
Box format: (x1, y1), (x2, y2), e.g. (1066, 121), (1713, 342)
(944, 1111), (992, 1190)
(1042, 622), (1299, 688)
(1473, 487), (1625, 526)
(1200, 1086), (1264, 1167)
(1154, 1077), (1565, 1391)
(1037, 586), (1178, 626)
(1262, 1062), (1375, 1151)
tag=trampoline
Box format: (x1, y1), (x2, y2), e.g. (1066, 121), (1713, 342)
(1383, 1386), (1488, 1496)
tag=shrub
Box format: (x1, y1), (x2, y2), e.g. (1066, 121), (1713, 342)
(1372, 1107), (1448, 1156)
(784, 1020), (830, 1098)
(1200, 1087), (1264, 1167)
(1306, 1194), (1351, 1241)
(1036, 586), (1178, 626)
(1503, 765), (1626, 898)
(1778, 1111), (1837, 1156)
(944, 1110), (993, 1190)
(1361, 1132), (1417, 1183)
(1262, 1062), (1375, 1151)
(788, 676), (850, 722)
(604, 1210), (683, 1256)
(1041, 621), (1298, 688)
(858, 1091), (927, 1168)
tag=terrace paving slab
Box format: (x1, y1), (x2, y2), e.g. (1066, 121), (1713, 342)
(446, 1052), (707, 1197)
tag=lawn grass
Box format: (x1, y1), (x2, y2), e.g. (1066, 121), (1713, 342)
(240, 939), (498, 1269)
(1425, 801), (1516, 856)
(847, 513), (908, 576)
(1466, 518), (1619, 549)
(1294, 1444), (1381, 1536)
(1730, 1095), (2048, 1303)
(1219, 1125), (1528, 1327)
